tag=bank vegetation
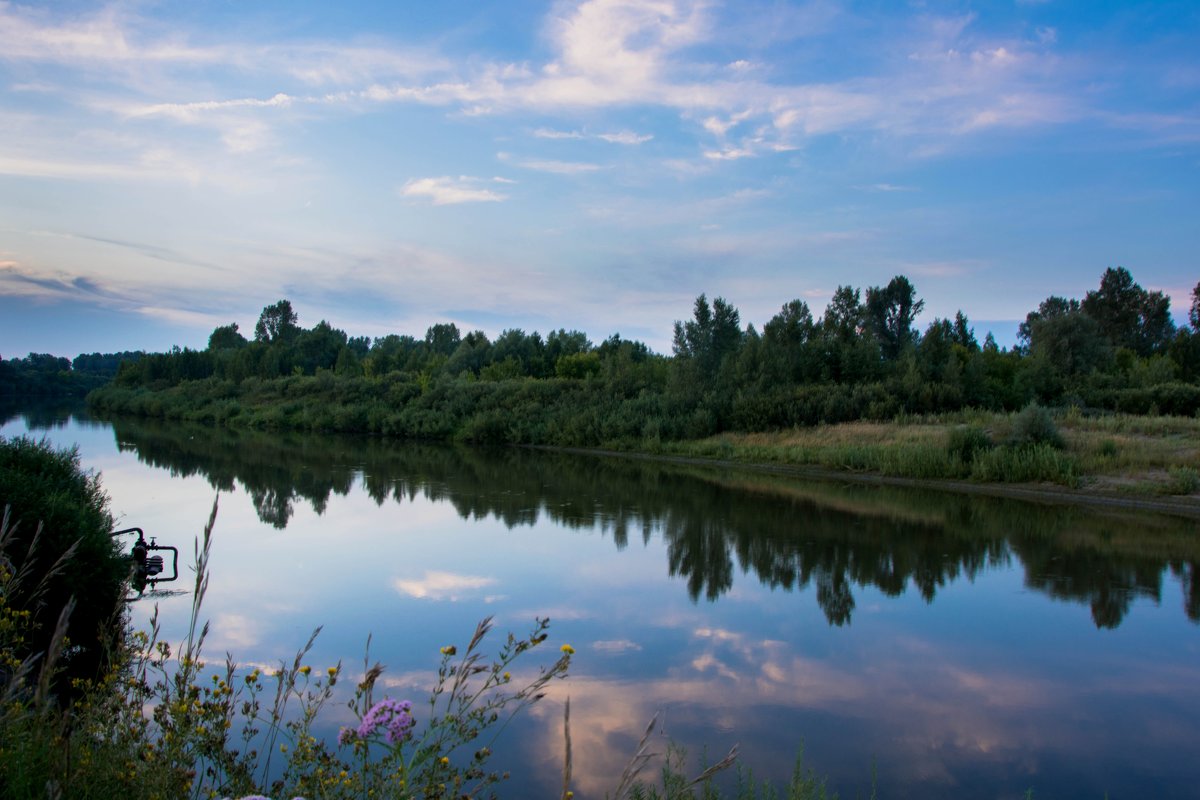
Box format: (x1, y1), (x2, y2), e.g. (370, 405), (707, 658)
(84, 268), (1200, 493)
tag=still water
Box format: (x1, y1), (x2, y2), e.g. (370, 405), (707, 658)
(3, 405), (1199, 799)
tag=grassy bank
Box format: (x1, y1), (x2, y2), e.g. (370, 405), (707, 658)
(638, 407), (1200, 498)
(89, 375), (1200, 497)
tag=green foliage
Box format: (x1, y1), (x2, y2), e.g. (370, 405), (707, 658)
(947, 424), (994, 465)
(1081, 266), (1175, 356)
(0, 436), (126, 690)
(1166, 466), (1199, 495)
(970, 444), (1076, 484)
(208, 322), (248, 351)
(1009, 403), (1066, 450)
(87, 267), (1200, 459)
(1, 351), (141, 399)
(865, 275), (924, 361)
(254, 299), (300, 344)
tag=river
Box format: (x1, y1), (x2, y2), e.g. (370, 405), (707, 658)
(3, 404), (1198, 799)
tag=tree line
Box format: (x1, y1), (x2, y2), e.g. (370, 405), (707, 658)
(83, 267), (1200, 444)
(0, 351), (144, 399)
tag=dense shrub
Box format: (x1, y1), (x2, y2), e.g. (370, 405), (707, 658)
(1008, 403), (1065, 450)
(0, 436), (127, 690)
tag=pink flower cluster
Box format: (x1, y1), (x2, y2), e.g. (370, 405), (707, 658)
(343, 698), (414, 745)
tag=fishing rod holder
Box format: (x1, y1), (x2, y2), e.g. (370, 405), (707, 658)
(112, 527), (179, 595)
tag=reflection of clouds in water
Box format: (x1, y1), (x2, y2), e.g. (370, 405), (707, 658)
(506, 605), (594, 622)
(392, 570), (497, 601)
(527, 629), (1198, 798)
(210, 612), (261, 649)
(592, 639), (642, 654)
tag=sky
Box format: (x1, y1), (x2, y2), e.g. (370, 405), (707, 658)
(1, 0), (1197, 358)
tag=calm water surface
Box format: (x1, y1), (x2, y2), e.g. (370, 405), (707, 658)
(4, 405), (1199, 799)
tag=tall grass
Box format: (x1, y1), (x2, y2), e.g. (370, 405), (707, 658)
(659, 408), (1200, 494)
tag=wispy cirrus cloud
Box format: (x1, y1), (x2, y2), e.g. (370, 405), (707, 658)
(5, 0), (1190, 169)
(533, 127), (652, 145)
(533, 127), (584, 140)
(497, 152), (603, 175)
(399, 176), (509, 205)
(597, 130), (652, 144)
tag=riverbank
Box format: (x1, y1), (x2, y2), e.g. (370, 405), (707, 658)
(85, 379), (1200, 515)
(550, 408), (1200, 519)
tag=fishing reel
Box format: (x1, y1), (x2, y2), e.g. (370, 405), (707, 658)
(112, 527), (179, 597)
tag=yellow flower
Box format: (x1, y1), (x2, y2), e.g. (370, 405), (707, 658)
(503, 671), (511, 682)
(327, 667), (338, 677)
(440, 645), (457, 656)
(439, 756), (450, 766)
(299, 665), (312, 676)
(560, 644), (575, 655)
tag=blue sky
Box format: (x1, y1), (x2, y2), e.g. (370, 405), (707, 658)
(1, 0), (1197, 357)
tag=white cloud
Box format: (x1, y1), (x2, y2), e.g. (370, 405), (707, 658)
(125, 93), (295, 120)
(0, 3), (224, 65)
(861, 183), (916, 192)
(392, 570), (498, 601)
(703, 147), (754, 160)
(399, 176), (509, 205)
(503, 156), (603, 175)
(0, 0), (1151, 174)
(533, 127), (584, 139)
(533, 127), (651, 145)
(597, 130), (653, 144)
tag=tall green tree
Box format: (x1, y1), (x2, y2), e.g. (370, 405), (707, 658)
(254, 299), (300, 344)
(1080, 267), (1174, 356)
(762, 299), (816, 383)
(821, 286), (864, 342)
(207, 322), (247, 350)
(672, 294), (742, 375)
(865, 275), (924, 360)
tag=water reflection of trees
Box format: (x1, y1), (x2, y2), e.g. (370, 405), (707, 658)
(98, 414), (1200, 629)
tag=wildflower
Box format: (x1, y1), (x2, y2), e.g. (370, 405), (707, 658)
(439, 756), (450, 766)
(299, 665), (312, 676)
(560, 644), (575, 655)
(337, 727), (356, 746)
(503, 671), (511, 682)
(327, 667), (337, 677)
(440, 645), (457, 656)
(357, 698), (415, 744)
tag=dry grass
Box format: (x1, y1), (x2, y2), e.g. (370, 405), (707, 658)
(659, 410), (1200, 496)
